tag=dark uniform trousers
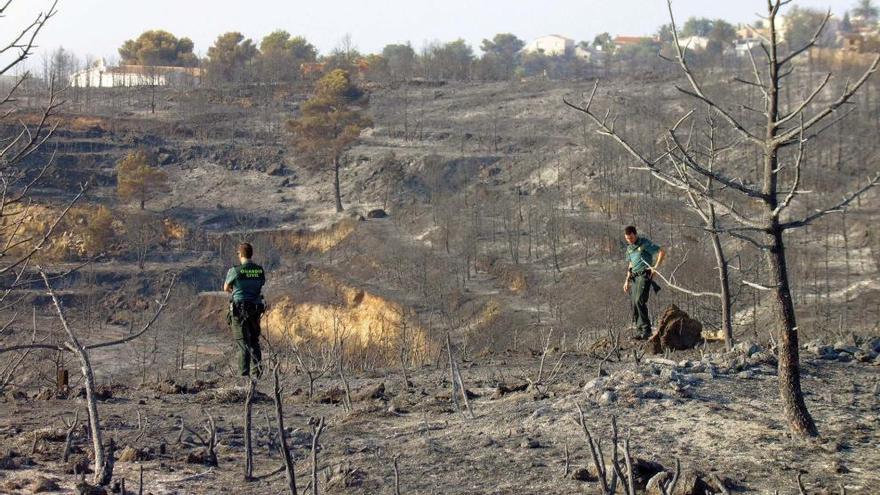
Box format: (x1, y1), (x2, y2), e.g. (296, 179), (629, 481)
(229, 302), (263, 377)
(630, 272), (653, 338)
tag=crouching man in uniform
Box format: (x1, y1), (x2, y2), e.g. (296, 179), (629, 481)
(224, 242), (266, 378)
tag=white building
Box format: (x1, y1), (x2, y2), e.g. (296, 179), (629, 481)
(678, 35), (711, 51)
(573, 45), (593, 60)
(734, 39), (762, 57)
(70, 59), (201, 88)
(522, 35), (575, 56)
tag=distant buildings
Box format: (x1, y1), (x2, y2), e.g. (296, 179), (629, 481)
(677, 35), (711, 51)
(69, 59), (201, 88)
(522, 35), (575, 56)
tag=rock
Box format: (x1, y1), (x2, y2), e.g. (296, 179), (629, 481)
(354, 382), (386, 402)
(599, 390), (616, 405)
(625, 458), (667, 491)
(571, 467), (597, 482)
(646, 357), (679, 367)
(318, 387), (347, 405)
(149, 379), (185, 394)
(583, 376), (609, 393)
(673, 470), (716, 495)
(854, 350), (876, 363)
(77, 385), (115, 401)
(649, 305), (703, 354)
(818, 348), (839, 360)
(733, 341), (762, 357)
(520, 437), (541, 449)
(747, 350), (778, 367)
(648, 470), (727, 495)
(678, 374), (702, 385)
(803, 341), (839, 360)
(490, 382), (529, 399)
(157, 153), (176, 166)
(185, 450), (216, 466)
(366, 208), (388, 219)
(266, 163), (285, 176)
(679, 361), (708, 373)
(200, 386), (269, 404)
(117, 445), (151, 462)
(646, 471), (670, 494)
(692, 372), (715, 382)
(659, 368), (680, 381)
(33, 388), (54, 400)
(833, 340), (859, 354)
(433, 388), (480, 401)
(479, 437), (498, 448)
(29, 476), (59, 493)
(328, 465), (367, 488)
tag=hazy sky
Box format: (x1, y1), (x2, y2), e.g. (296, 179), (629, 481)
(6, 0), (853, 64)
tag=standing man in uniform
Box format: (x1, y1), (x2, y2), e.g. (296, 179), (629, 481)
(623, 226), (665, 340)
(224, 242), (266, 378)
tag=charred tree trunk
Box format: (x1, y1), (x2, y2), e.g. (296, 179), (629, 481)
(707, 205), (733, 349)
(763, 22), (818, 437)
(333, 156), (344, 213)
(766, 226), (818, 436)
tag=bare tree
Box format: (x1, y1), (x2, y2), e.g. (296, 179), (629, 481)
(565, 1), (880, 437)
(0, 0), (78, 299)
(5, 269), (176, 485)
(650, 107), (736, 349)
(272, 363), (298, 495)
(310, 416), (326, 495)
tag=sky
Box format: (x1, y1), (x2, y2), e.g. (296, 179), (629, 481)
(4, 0), (855, 66)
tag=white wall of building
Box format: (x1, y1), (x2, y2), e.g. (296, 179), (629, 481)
(522, 35), (574, 56)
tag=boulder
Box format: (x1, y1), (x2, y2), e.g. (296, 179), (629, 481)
(519, 437), (541, 449)
(732, 341), (761, 357)
(571, 467), (597, 482)
(117, 445), (151, 462)
(646, 471), (670, 494)
(354, 382), (386, 402)
(674, 471), (718, 495)
(649, 305), (703, 354)
(490, 382), (529, 399)
(598, 390), (616, 405)
(266, 163), (285, 176)
(625, 458), (667, 491)
(646, 469), (720, 495)
(33, 388), (54, 401)
(157, 152), (176, 166)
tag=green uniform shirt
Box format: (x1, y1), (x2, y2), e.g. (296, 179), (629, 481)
(626, 237), (661, 274)
(225, 261), (265, 303)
